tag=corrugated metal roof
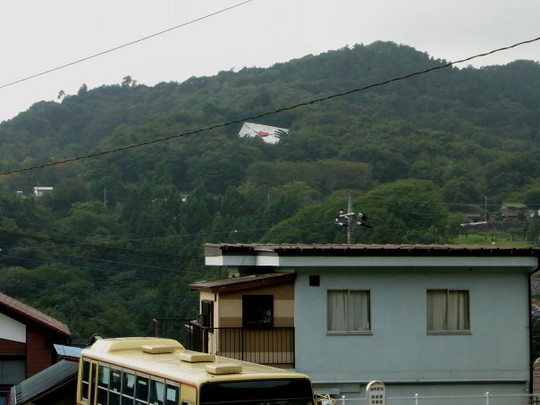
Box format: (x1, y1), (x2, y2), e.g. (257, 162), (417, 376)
(10, 359), (78, 405)
(0, 292), (70, 336)
(205, 243), (540, 257)
(54, 344), (82, 360)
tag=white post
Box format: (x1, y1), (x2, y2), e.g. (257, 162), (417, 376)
(414, 393), (419, 405)
(485, 392), (490, 405)
(341, 395), (346, 405)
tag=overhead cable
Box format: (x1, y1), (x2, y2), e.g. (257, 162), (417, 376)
(1, 35), (539, 177)
(0, 0), (255, 90)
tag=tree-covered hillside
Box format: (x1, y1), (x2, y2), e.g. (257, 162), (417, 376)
(0, 41), (539, 342)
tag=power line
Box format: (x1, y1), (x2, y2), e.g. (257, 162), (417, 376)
(1, 253), (198, 279)
(0, 228), (186, 260)
(0, 0), (255, 90)
(1, 35), (539, 177)
(0, 219), (329, 256)
(9, 249), (199, 275)
(0, 255), (197, 306)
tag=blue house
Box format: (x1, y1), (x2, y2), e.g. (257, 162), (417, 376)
(200, 243), (540, 398)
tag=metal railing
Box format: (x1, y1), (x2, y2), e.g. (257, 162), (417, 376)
(151, 319), (295, 366)
(205, 325), (295, 366)
(325, 393), (540, 405)
(151, 318), (195, 348)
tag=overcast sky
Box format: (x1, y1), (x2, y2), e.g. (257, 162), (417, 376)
(1, 0), (540, 123)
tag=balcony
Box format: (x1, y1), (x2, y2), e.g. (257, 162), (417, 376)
(152, 319), (295, 367)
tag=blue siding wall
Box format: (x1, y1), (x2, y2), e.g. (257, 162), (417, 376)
(294, 266), (530, 396)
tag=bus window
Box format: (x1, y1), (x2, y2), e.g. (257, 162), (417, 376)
(110, 369), (122, 405)
(135, 375), (149, 405)
(149, 379), (164, 405)
(81, 360), (91, 401)
(199, 378), (314, 405)
(122, 372), (136, 405)
(81, 360), (97, 403)
(97, 365), (111, 405)
(165, 384), (179, 405)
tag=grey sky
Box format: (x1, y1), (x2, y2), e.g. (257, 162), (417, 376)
(1, 0), (539, 123)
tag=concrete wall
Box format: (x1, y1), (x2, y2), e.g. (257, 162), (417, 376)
(294, 266), (531, 396)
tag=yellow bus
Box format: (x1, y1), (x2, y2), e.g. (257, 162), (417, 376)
(76, 337), (315, 405)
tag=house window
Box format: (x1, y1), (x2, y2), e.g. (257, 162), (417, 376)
(0, 356), (25, 384)
(309, 275), (320, 287)
(201, 300), (214, 328)
(427, 289), (470, 333)
(327, 290), (371, 334)
(242, 295), (273, 328)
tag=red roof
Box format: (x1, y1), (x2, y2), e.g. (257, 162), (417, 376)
(0, 292), (70, 336)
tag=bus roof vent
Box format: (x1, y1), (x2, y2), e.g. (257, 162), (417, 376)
(142, 344), (176, 354)
(179, 351), (216, 363)
(206, 363), (242, 375)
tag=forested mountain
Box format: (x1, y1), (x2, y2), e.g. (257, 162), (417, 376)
(0, 41), (539, 342)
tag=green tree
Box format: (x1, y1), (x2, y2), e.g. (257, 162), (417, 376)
(441, 177), (483, 205)
(42, 177), (92, 214)
(356, 179), (449, 243)
(122, 75), (136, 88)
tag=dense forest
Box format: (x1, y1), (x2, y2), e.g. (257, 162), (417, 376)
(0, 41), (539, 343)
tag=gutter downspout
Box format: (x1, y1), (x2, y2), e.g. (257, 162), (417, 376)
(529, 263), (540, 395)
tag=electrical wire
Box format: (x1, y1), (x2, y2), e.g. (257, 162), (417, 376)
(0, 228), (188, 259)
(0, 0), (255, 91)
(0, 195), (523, 262)
(0, 218), (332, 253)
(14, 250), (200, 274)
(0, 39), (536, 266)
(0, 255), (196, 306)
(0, 223), (323, 276)
(0, 253), (197, 279)
(1, 35), (539, 177)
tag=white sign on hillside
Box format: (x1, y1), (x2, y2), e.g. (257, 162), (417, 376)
(238, 122), (289, 144)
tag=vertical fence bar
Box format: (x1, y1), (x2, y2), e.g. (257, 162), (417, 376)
(414, 393), (419, 405)
(484, 392), (490, 405)
(241, 327), (245, 361)
(291, 327), (295, 367)
(341, 395), (346, 405)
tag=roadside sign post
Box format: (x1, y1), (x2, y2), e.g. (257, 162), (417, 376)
(366, 381), (386, 405)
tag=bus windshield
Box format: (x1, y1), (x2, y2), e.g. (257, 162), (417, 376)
(199, 378), (314, 405)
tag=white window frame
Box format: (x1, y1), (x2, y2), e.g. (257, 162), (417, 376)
(327, 289), (371, 335)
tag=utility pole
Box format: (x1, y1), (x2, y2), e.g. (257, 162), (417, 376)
(335, 191), (371, 244)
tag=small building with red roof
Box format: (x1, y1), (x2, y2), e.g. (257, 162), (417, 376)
(0, 292), (71, 403)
